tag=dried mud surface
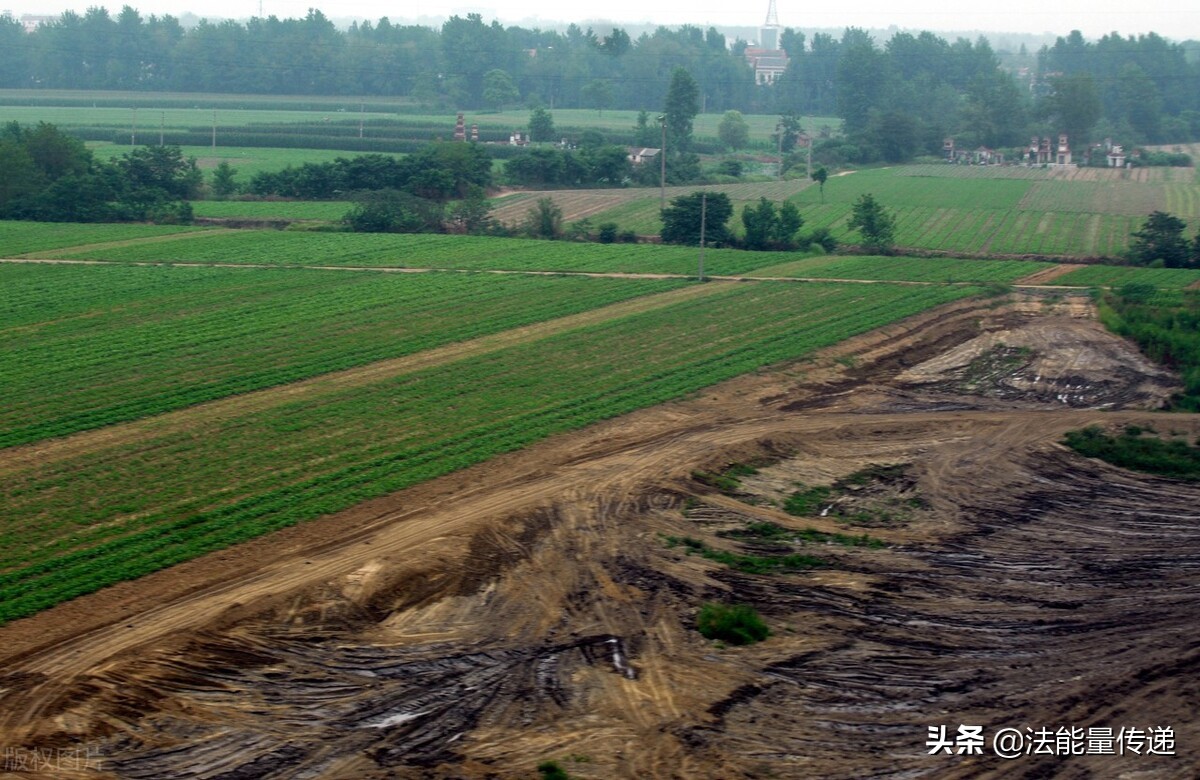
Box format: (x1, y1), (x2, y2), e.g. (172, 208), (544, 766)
(1, 295), (1198, 779)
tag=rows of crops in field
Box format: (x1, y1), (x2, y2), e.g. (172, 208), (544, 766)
(0, 264), (683, 447)
(897, 163), (1193, 183)
(1164, 183), (1200, 219)
(48, 230), (789, 276)
(1017, 180), (1166, 215)
(746, 255), (1043, 283)
(191, 200), (352, 220)
(1052, 265), (1200, 289)
(0, 221), (203, 255)
(774, 201), (1139, 257)
(0, 280), (977, 622)
(794, 169), (1031, 209)
(490, 178), (814, 227)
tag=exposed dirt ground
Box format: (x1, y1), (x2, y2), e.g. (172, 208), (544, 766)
(2, 293), (1198, 779)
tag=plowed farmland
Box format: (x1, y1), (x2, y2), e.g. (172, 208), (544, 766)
(2, 291), (1196, 779)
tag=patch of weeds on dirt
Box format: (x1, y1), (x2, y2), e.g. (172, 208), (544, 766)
(1064, 425), (1200, 480)
(783, 464), (925, 527)
(692, 460), (768, 495)
(835, 354), (859, 368)
(537, 760), (571, 780)
(959, 344), (1035, 390)
(784, 485), (834, 515)
(720, 521), (885, 549)
(696, 602), (769, 646)
(663, 535), (824, 574)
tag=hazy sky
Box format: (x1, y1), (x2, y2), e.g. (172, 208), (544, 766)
(5, 0), (1199, 41)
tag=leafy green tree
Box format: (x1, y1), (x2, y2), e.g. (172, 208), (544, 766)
(813, 167), (828, 203)
(482, 68), (519, 110)
(717, 110), (749, 150)
(211, 161), (238, 198)
(1040, 73), (1102, 148)
(116, 145), (203, 200)
(742, 198), (778, 250)
(524, 196), (563, 239)
(847, 193), (896, 253)
(1130, 211), (1190, 267)
(444, 191), (495, 234)
(776, 201), (804, 244)
(663, 67), (699, 153)
(634, 110), (657, 147)
(581, 79), (614, 115)
(869, 111), (920, 163)
(529, 107), (555, 143)
(343, 189), (444, 233)
(774, 113), (804, 153)
(660, 191), (732, 246)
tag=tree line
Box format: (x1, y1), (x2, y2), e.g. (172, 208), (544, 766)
(0, 121), (198, 221)
(3, 9), (1199, 154)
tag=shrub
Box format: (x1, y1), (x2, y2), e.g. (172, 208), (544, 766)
(696, 603), (769, 645)
(537, 760), (570, 780)
(597, 222), (619, 243)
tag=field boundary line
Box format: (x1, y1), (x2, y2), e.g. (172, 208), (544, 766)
(0, 281), (732, 476)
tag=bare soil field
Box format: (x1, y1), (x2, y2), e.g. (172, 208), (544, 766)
(1, 294), (1197, 779)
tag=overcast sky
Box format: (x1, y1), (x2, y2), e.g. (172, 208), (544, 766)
(5, 0), (1199, 41)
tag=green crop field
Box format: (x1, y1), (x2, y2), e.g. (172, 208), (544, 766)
(46, 230), (794, 276)
(765, 166), (1200, 258)
(0, 264), (684, 447)
(191, 200), (353, 220)
(0, 273), (977, 623)
(1052, 265), (1200, 289)
(746, 255), (1043, 283)
(90, 143), (405, 184)
(489, 178), (815, 233)
(0, 221), (204, 255)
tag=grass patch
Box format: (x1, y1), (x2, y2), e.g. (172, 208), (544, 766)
(1064, 425), (1200, 480)
(783, 485), (834, 516)
(664, 535), (824, 574)
(720, 521), (885, 548)
(783, 464), (923, 527)
(696, 603), (770, 646)
(692, 461), (762, 494)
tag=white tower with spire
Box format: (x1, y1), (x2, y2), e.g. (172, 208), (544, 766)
(761, 0), (781, 51)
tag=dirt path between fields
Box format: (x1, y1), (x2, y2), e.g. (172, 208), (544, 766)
(1015, 262), (1084, 285)
(1, 294), (1197, 779)
(0, 282), (730, 478)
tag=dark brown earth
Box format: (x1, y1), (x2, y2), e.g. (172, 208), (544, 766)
(1, 293), (1197, 779)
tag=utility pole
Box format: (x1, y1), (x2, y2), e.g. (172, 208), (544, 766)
(776, 120), (783, 179)
(658, 115), (667, 211)
(358, 101), (364, 140)
(698, 193), (707, 282)
(211, 110), (216, 152)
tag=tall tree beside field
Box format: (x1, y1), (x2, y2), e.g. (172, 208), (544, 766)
(482, 69), (520, 110)
(660, 191), (732, 247)
(1130, 211), (1191, 267)
(1039, 73), (1102, 147)
(663, 67), (700, 153)
(847, 193), (896, 254)
(528, 108), (555, 142)
(718, 110), (750, 150)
